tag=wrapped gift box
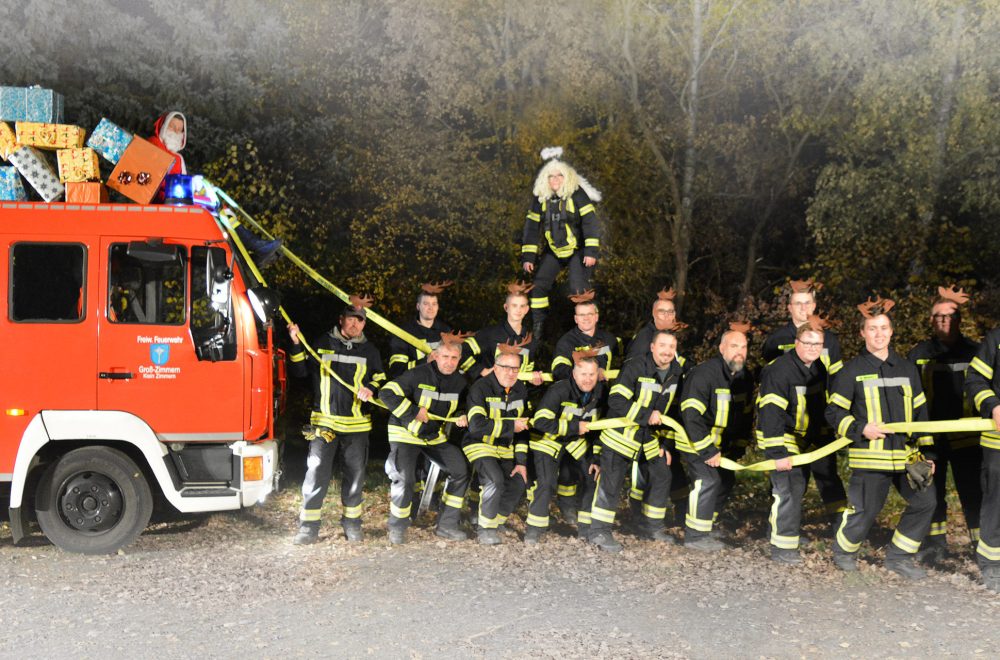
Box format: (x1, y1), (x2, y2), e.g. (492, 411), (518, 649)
(65, 181), (109, 204)
(16, 121), (86, 150)
(0, 166), (28, 200)
(0, 122), (16, 160)
(86, 117), (133, 164)
(57, 148), (100, 182)
(106, 136), (175, 205)
(8, 146), (64, 201)
(0, 86), (64, 123)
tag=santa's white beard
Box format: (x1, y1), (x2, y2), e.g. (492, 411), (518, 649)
(162, 131), (183, 152)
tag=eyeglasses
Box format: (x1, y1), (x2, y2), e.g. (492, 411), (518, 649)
(495, 364), (520, 372)
(796, 340), (823, 348)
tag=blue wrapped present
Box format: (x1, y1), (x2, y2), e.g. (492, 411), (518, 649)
(9, 146), (63, 201)
(0, 86), (64, 123)
(86, 117), (133, 164)
(0, 166), (28, 201)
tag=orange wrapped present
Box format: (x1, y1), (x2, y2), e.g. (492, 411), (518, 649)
(57, 148), (100, 182)
(15, 121), (86, 150)
(65, 181), (109, 204)
(106, 136), (175, 204)
(0, 122), (16, 160)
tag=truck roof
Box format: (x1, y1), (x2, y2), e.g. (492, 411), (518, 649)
(0, 202), (225, 242)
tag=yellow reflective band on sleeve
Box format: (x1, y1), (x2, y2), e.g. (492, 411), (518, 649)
(837, 415), (855, 438)
(530, 297), (550, 309)
(527, 212), (541, 222)
(579, 204), (595, 215)
(610, 383), (634, 399)
(521, 244), (539, 254)
(290, 352), (306, 363)
(680, 398), (707, 415)
(584, 238), (600, 247)
(758, 393), (789, 410)
(971, 357), (995, 380)
(829, 393), (851, 409)
(913, 392), (926, 409)
(828, 360), (844, 375)
(388, 354), (410, 366)
(551, 356), (572, 370)
(975, 389), (997, 410)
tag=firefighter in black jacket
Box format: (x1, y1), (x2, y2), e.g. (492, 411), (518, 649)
(550, 290), (619, 382)
(826, 297), (936, 580)
(963, 324), (1000, 591)
(386, 281), (454, 380)
(756, 317), (832, 564)
(525, 350), (605, 545)
(625, 288), (690, 370)
(520, 147), (602, 340)
(463, 343), (531, 545)
(761, 278), (847, 522)
(379, 337), (470, 545)
(678, 324), (752, 552)
(908, 286), (981, 562)
(590, 329), (684, 552)
(288, 297), (385, 545)
(461, 283), (543, 386)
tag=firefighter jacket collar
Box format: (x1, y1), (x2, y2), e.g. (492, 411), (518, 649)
(858, 346), (902, 370)
(789, 348), (821, 380)
(330, 325), (367, 349)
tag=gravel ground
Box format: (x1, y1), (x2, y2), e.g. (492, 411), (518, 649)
(2, 466), (999, 659)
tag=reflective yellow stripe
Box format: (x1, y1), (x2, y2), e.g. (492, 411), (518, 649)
(579, 203), (595, 215)
(837, 415), (855, 438)
(557, 484), (577, 497)
(971, 356), (994, 379)
(891, 529), (920, 554)
(769, 491), (799, 549)
(300, 509), (322, 522)
(975, 389), (997, 410)
(343, 503), (363, 519)
(641, 503), (666, 519)
(928, 521), (947, 536)
(836, 507), (861, 552)
(390, 502), (411, 519)
(680, 398), (707, 415)
(289, 351), (306, 363)
(441, 492), (464, 509)
(829, 393), (851, 409)
(758, 394), (789, 409)
(685, 479), (713, 531)
(591, 505), (616, 524)
(526, 513), (550, 528)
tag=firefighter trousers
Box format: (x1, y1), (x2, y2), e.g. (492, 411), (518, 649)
(926, 440), (983, 544)
(768, 467), (808, 550)
(300, 431), (368, 528)
(807, 451), (848, 515)
(385, 441), (469, 530)
(834, 469), (935, 559)
(529, 252), (594, 324)
(591, 449), (671, 535)
(682, 454), (722, 540)
(527, 451), (595, 529)
(976, 447), (1000, 568)
(630, 449), (690, 522)
(474, 456), (527, 529)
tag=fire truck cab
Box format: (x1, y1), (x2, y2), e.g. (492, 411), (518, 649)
(1, 201), (283, 554)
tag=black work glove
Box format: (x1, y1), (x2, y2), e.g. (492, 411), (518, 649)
(905, 458), (934, 491)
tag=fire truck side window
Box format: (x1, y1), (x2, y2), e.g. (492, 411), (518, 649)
(190, 246), (237, 361)
(107, 243), (185, 325)
(9, 243), (86, 323)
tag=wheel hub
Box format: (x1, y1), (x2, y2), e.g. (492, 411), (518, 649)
(58, 471), (123, 533)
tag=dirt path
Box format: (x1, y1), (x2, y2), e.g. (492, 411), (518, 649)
(1, 499), (998, 658)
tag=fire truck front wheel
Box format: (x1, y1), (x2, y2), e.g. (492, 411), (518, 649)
(35, 446), (153, 555)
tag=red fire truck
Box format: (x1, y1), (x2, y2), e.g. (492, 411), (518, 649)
(1, 200), (284, 554)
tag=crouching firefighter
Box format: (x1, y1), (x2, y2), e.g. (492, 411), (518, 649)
(288, 296), (385, 544)
(826, 297), (936, 580)
(590, 329), (684, 552)
(379, 335), (471, 544)
(462, 340), (531, 545)
(525, 349), (606, 545)
(756, 316), (835, 564)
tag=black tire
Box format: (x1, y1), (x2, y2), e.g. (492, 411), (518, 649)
(35, 446), (153, 554)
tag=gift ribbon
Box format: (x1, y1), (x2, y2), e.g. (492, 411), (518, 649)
(211, 185), (435, 356)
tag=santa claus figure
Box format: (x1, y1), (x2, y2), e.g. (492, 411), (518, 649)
(149, 111), (187, 175)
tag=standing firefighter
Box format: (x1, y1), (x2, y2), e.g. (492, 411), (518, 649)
(825, 297), (936, 580)
(550, 290), (619, 382)
(386, 281), (454, 381)
(678, 323), (752, 552)
(520, 147), (602, 341)
(287, 296), (385, 545)
(526, 349), (605, 545)
(756, 316), (833, 564)
(908, 286), (981, 563)
(379, 336), (470, 545)
(625, 288), (689, 367)
(761, 278), (847, 522)
(590, 329), (685, 552)
(963, 318), (1000, 591)
(462, 282), (544, 385)
(463, 341), (531, 545)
